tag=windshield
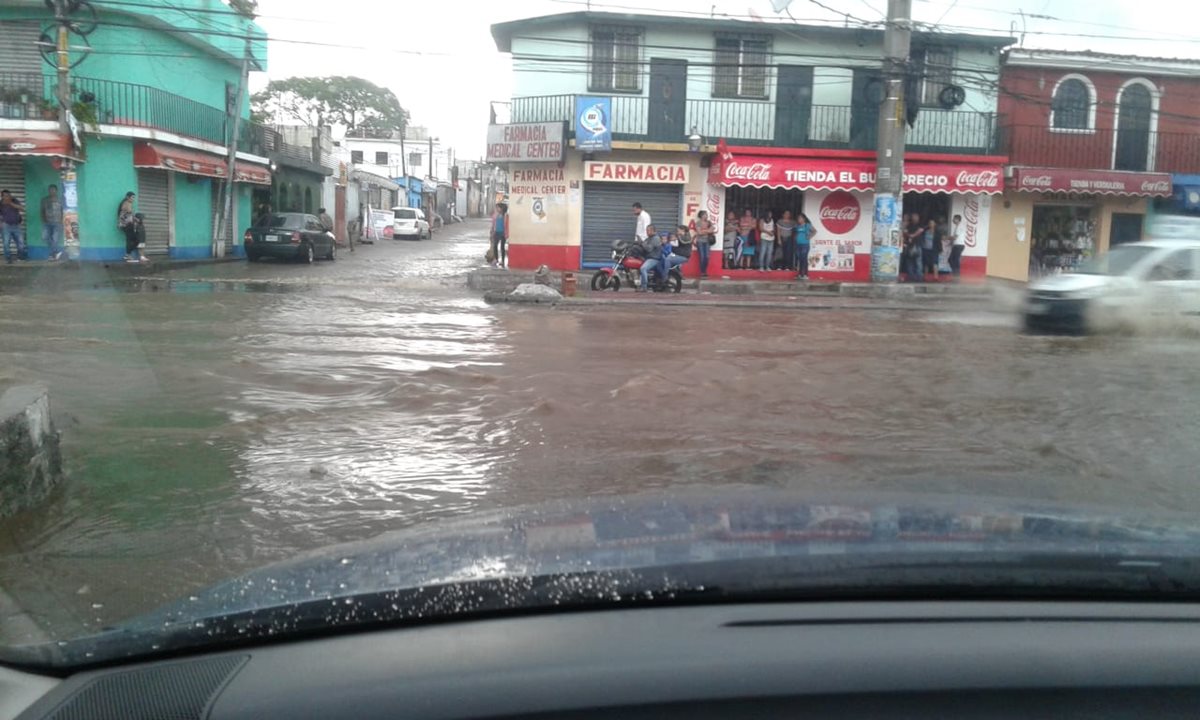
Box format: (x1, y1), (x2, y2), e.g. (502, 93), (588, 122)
(1075, 245), (1159, 275)
(4, 0), (1200, 673)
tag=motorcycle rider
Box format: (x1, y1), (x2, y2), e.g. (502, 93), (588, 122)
(662, 224), (690, 277)
(638, 224), (666, 292)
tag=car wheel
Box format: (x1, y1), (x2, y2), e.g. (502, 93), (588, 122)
(326, 242), (336, 261)
(301, 243), (314, 264)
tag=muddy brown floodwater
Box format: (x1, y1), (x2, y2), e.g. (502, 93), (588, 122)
(2, 221), (1200, 641)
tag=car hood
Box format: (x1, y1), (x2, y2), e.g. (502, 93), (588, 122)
(12, 490), (1200, 669)
(1029, 273), (1119, 293)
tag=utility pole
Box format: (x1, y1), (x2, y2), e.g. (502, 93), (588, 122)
(869, 0), (912, 283)
(216, 29), (252, 258)
(52, 0), (80, 260)
(399, 131), (407, 206)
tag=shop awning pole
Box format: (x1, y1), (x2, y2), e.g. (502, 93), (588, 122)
(869, 0), (913, 283)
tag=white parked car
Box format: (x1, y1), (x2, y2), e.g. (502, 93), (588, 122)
(1024, 239), (1200, 334)
(392, 207), (430, 240)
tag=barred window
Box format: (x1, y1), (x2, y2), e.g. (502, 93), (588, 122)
(590, 25), (642, 92)
(1052, 78), (1091, 129)
(919, 46), (955, 106)
(714, 34), (770, 98)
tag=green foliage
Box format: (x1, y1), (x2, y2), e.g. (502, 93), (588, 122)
(250, 76), (409, 134)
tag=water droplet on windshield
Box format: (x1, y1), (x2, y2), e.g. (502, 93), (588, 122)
(188, 596), (200, 602)
(90, 602), (104, 610)
(339, 558), (352, 566)
(56, 641), (68, 648)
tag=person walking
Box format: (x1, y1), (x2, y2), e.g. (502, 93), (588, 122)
(118, 191), (146, 263)
(757, 210), (777, 272)
(776, 210), (797, 271)
(1, 189), (26, 264)
(40, 184), (65, 261)
(794, 212), (815, 278)
(633, 202), (652, 242)
(949, 214), (965, 277)
(490, 202), (510, 268)
(936, 216), (953, 276)
(693, 210), (715, 277)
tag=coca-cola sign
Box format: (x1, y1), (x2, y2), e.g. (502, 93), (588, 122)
(724, 162), (772, 183)
(1141, 179), (1171, 194)
(1020, 174), (1054, 189)
(956, 170), (1001, 190)
(963, 196), (980, 248)
(818, 191), (861, 235)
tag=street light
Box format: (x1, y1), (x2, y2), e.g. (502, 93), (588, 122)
(687, 126), (703, 153)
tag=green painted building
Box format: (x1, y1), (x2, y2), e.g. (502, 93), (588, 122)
(0, 0), (270, 260)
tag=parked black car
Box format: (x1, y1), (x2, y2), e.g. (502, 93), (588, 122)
(244, 213), (336, 263)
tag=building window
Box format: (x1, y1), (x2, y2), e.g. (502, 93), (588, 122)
(1051, 76), (1094, 130)
(350, 150), (363, 164)
(917, 46), (955, 106)
(713, 34), (770, 99)
(409, 152), (423, 167)
(375, 151), (388, 165)
(590, 25), (642, 92)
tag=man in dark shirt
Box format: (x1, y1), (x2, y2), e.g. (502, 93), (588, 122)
(1, 189), (26, 263)
(41, 184), (65, 261)
(903, 213), (924, 282)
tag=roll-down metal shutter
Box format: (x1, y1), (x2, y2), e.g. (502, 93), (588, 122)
(0, 159), (27, 218)
(581, 183), (681, 267)
(137, 168), (171, 255)
(0, 22), (44, 78)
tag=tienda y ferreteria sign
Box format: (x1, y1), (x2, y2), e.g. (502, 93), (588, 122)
(485, 122), (565, 163)
(585, 161), (689, 184)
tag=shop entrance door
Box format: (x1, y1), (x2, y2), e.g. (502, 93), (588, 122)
(775, 66), (813, 147)
(1110, 213), (1144, 247)
(136, 168), (172, 255)
(581, 182), (681, 268)
(648, 58), (687, 144)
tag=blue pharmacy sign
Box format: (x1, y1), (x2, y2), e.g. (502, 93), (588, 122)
(575, 96), (612, 152)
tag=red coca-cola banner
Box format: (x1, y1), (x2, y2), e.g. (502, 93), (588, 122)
(715, 155), (1003, 194)
(1010, 167), (1172, 197)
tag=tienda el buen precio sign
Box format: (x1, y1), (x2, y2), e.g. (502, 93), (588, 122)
(486, 122), (565, 163)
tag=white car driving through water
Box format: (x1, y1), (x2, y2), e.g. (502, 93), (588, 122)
(1024, 237), (1200, 334)
(392, 207), (431, 240)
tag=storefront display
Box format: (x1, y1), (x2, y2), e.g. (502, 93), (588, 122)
(1030, 204), (1096, 276)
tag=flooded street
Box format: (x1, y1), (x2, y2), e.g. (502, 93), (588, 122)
(3, 218), (1200, 639)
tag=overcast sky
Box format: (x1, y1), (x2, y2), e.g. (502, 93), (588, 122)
(252, 0), (1198, 159)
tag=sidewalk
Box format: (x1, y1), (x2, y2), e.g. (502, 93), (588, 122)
(0, 254), (242, 292)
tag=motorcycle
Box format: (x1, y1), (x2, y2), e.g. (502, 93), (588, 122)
(590, 238), (683, 294)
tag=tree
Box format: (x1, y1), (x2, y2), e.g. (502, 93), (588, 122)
(250, 76), (409, 135)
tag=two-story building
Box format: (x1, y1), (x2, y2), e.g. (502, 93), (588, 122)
(0, 1), (279, 260)
(341, 127), (455, 216)
(988, 49), (1200, 281)
(489, 11), (1011, 279)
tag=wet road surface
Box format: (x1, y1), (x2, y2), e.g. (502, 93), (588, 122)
(2, 218), (1200, 640)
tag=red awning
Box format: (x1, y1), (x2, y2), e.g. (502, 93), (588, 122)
(0, 130), (80, 160)
(713, 154), (1003, 194)
(133, 142), (272, 185)
(1010, 167), (1172, 197)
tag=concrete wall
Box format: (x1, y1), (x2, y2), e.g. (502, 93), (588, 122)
(0, 386), (64, 519)
(173, 175), (214, 259)
(20, 158), (62, 260)
(77, 137), (138, 261)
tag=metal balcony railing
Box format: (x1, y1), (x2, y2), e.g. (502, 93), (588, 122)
(508, 93), (998, 154)
(0, 72), (305, 163)
(1001, 123), (1200, 174)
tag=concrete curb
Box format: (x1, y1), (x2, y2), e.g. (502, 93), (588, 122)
(484, 292), (1001, 313)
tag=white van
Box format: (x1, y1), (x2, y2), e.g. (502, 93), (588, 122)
(392, 207), (431, 240)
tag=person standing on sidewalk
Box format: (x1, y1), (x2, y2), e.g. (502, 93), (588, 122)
(794, 212), (815, 278)
(723, 211), (738, 269)
(922, 219), (939, 280)
(117, 191), (146, 263)
(490, 202), (510, 268)
(757, 210), (777, 272)
(1, 189), (26, 264)
(949, 214), (965, 277)
(40, 185), (65, 261)
(693, 210), (715, 277)
(633, 202), (652, 242)
(776, 210), (797, 271)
